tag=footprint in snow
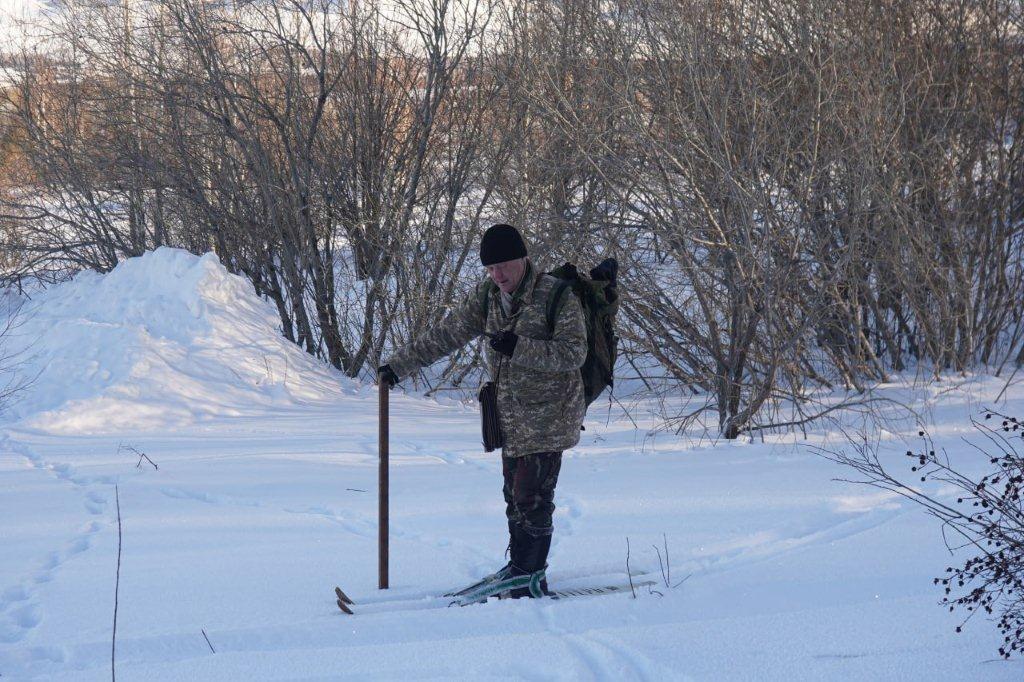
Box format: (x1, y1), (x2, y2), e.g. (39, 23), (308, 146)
(40, 552), (61, 571)
(67, 537), (91, 556)
(0, 586), (29, 613)
(0, 604), (42, 643)
(85, 492), (106, 514)
(12, 605), (40, 629)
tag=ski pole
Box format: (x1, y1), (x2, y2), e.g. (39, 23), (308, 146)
(379, 379), (389, 590)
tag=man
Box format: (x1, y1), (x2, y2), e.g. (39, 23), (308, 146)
(378, 223), (587, 599)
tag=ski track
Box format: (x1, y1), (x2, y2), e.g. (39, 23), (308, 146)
(540, 607), (656, 682)
(588, 629), (670, 681)
(674, 506), (905, 583)
(30, 595), (660, 680)
(0, 435), (111, 650)
(1, 429), (908, 678)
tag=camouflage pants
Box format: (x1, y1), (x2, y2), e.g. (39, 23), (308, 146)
(502, 451), (563, 538)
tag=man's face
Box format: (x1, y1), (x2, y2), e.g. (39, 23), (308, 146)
(485, 257), (527, 295)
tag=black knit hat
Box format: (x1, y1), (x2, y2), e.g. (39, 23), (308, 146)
(479, 224), (528, 266)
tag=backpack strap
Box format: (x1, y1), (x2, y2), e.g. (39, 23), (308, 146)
(545, 278), (572, 335)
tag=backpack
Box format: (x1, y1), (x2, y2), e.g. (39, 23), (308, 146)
(479, 258), (619, 408)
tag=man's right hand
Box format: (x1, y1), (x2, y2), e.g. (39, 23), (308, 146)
(377, 364), (399, 388)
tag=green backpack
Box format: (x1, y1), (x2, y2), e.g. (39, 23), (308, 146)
(479, 258), (620, 408)
(548, 259), (619, 407)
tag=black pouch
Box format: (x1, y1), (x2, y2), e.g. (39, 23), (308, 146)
(478, 381), (504, 452)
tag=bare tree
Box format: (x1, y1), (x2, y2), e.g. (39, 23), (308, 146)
(2, 0), (1021, 434)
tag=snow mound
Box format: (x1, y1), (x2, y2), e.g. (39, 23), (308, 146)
(0, 247), (352, 433)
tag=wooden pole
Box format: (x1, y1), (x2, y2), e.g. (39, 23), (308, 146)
(378, 380), (389, 589)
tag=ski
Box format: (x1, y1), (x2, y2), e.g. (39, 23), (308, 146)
(550, 581), (655, 599)
(443, 565), (650, 598)
(335, 586), (354, 615)
(333, 578), (656, 615)
(452, 579), (657, 607)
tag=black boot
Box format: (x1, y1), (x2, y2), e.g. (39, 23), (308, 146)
(530, 533), (553, 596)
(522, 533), (552, 574)
(508, 526), (553, 598)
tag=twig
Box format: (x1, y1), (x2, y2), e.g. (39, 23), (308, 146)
(118, 443), (157, 470)
(112, 485), (122, 682)
(995, 364), (1021, 404)
(202, 629), (216, 654)
(136, 453), (158, 470)
(653, 533), (684, 589)
(673, 573), (693, 589)
(626, 537), (636, 598)
(663, 533), (670, 586)
(610, 392), (640, 429)
(652, 544), (667, 586)
(743, 395), (910, 435)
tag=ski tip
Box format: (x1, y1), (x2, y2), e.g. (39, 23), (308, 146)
(335, 586), (355, 605)
(337, 598), (354, 615)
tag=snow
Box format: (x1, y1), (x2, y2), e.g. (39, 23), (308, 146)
(0, 247), (1021, 680)
(0, 248), (349, 433)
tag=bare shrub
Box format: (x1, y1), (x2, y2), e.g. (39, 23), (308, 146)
(819, 413), (1024, 658)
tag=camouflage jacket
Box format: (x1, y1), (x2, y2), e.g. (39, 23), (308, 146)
(387, 260), (587, 458)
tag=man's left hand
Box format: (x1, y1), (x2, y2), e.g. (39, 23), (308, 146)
(489, 330), (519, 357)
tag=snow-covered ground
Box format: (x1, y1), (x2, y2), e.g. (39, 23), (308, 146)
(0, 247), (1020, 680)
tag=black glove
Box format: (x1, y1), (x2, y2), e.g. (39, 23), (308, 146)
(377, 364), (399, 388)
(489, 330), (519, 358)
